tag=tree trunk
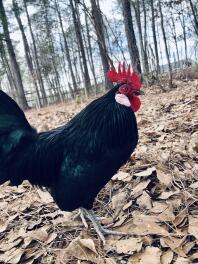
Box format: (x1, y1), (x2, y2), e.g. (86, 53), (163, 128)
(156, 23), (164, 72)
(0, 37), (17, 93)
(84, 11), (98, 94)
(23, 0), (47, 106)
(42, 0), (63, 102)
(179, 5), (188, 62)
(121, 0), (141, 73)
(0, 0), (28, 109)
(2, 55), (15, 93)
(142, 0), (149, 73)
(132, 0), (148, 74)
(70, 0), (91, 96)
(150, 0), (160, 78)
(158, 0), (172, 88)
(170, 14), (180, 63)
(189, 0), (198, 36)
(58, 32), (74, 98)
(55, 0), (78, 95)
(90, 0), (112, 90)
(12, 0), (41, 108)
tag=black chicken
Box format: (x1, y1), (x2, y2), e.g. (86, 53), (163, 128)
(0, 63), (142, 243)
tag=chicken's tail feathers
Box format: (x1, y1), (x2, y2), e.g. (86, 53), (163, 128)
(0, 90), (37, 156)
(0, 90), (30, 125)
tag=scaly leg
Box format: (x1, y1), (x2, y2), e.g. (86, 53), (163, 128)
(80, 208), (127, 244)
(80, 208), (88, 228)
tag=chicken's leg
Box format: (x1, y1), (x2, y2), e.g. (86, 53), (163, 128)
(80, 208), (127, 244)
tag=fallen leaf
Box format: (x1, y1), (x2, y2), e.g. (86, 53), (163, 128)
(79, 238), (98, 254)
(161, 237), (187, 257)
(173, 210), (188, 227)
(161, 250), (174, 264)
(123, 200), (132, 211)
(36, 188), (54, 203)
(150, 202), (169, 213)
(175, 257), (191, 264)
(156, 124), (165, 131)
(0, 220), (8, 232)
(58, 237), (98, 262)
(157, 170), (172, 186)
(132, 211), (157, 225)
(112, 171), (131, 182)
(136, 191), (152, 209)
(0, 237), (23, 251)
(30, 228), (49, 242)
(133, 221), (169, 236)
(183, 241), (196, 254)
(158, 190), (180, 199)
(134, 167), (156, 177)
(46, 232), (57, 244)
(23, 248), (43, 263)
(105, 238), (142, 254)
(111, 191), (127, 215)
(189, 181), (198, 189)
(188, 215), (198, 239)
(52, 212), (81, 227)
(0, 248), (25, 264)
(128, 253), (143, 264)
(131, 180), (151, 197)
(190, 252), (198, 260)
(97, 258), (117, 264)
(0, 201), (8, 209)
(117, 212), (169, 236)
(113, 214), (127, 227)
(157, 205), (175, 222)
(140, 246), (161, 264)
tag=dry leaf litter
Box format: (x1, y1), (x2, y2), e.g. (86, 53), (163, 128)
(0, 80), (197, 263)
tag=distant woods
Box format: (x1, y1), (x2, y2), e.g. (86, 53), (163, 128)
(0, 0), (197, 109)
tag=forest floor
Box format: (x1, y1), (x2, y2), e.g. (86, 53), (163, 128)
(0, 79), (197, 264)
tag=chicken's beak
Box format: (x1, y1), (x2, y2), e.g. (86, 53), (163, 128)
(135, 90), (144, 96)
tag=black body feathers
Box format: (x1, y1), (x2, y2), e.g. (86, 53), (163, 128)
(0, 86), (138, 211)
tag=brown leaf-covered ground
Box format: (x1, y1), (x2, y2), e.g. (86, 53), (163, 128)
(0, 80), (197, 264)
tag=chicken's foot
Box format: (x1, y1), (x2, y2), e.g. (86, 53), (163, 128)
(80, 208), (127, 244)
(80, 208), (89, 228)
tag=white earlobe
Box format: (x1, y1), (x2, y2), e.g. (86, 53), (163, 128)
(115, 94), (131, 107)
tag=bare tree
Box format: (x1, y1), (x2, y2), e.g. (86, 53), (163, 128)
(0, 37), (16, 93)
(70, 0), (91, 96)
(13, 0), (41, 108)
(23, 0), (47, 106)
(83, 11), (98, 93)
(121, 0), (141, 73)
(131, 0), (149, 74)
(169, 12), (180, 63)
(55, 0), (78, 96)
(158, 0), (172, 88)
(189, 0), (198, 36)
(179, 3), (188, 62)
(90, 0), (112, 90)
(0, 0), (28, 109)
(41, 0), (63, 102)
(150, 0), (160, 78)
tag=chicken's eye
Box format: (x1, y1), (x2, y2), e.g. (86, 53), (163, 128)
(124, 87), (128, 92)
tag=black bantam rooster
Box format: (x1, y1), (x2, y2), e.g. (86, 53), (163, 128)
(0, 63), (142, 243)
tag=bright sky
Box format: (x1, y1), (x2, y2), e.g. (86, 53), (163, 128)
(3, 0), (197, 69)
(95, 0), (114, 15)
(5, 0), (118, 57)
(1, 0), (197, 96)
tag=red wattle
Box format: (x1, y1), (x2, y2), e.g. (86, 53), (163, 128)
(130, 95), (141, 112)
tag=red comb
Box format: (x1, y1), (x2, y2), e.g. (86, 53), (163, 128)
(107, 62), (141, 90)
